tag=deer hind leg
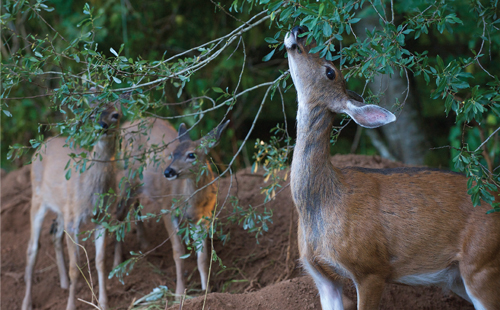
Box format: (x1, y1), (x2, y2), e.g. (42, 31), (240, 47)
(461, 266), (500, 310)
(51, 214), (69, 289)
(443, 266), (472, 303)
(163, 214), (186, 298)
(22, 202), (47, 310)
(303, 261), (345, 310)
(354, 274), (385, 310)
(95, 225), (109, 310)
(133, 201), (149, 250)
(65, 225), (79, 310)
(113, 196), (131, 268)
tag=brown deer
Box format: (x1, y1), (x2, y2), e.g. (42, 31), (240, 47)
(114, 118), (227, 297)
(163, 121), (229, 296)
(22, 92), (123, 310)
(285, 26), (500, 310)
(113, 117), (179, 268)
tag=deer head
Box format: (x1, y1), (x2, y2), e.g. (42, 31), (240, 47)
(164, 120), (230, 180)
(88, 87), (125, 135)
(284, 26), (395, 128)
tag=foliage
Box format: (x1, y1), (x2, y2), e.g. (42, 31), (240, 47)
(232, 0), (500, 211)
(2, 0), (500, 294)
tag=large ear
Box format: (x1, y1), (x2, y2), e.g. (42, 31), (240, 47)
(178, 123), (191, 142)
(341, 99), (396, 129)
(88, 87), (99, 108)
(204, 120), (230, 149)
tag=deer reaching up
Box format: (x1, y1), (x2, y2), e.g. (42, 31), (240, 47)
(163, 121), (229, 296)
(23, 92), (124, 310)
(285, 26), (500, 310)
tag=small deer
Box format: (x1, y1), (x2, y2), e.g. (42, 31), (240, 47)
(23, 92), (123, 310)
(285, 26), (500, 310)
(163, 121), (229, 296)
(113, 117), (179, 268)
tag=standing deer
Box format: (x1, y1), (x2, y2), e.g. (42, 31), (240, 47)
(23, 92), (123, 310)
(113, 117), (179, 268)
(285, 26), (500, 310)
(163, 121), (229, 296)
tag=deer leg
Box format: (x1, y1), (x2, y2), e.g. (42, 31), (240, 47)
(52, 214), (69, 289)
(163, 214), (186, 298)
(22, 203), (47, 310)
(65, 228), (79, 310)
(95, 225), (109, 310)
(445, 273), (472, 303)
(461, 267), (500, 310)
(197, 238), (209, 290)
(303, 261), (345, 310)
(113, 197), (128, 269)
(355, 275), (385, 310)
(134, 202), (149, 250)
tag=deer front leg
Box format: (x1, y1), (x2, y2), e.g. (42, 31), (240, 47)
(197, 238), (209, 290)
(355, 274), (385, 310)
(163, 214), (186, 298)
(95, 225), (109, 310)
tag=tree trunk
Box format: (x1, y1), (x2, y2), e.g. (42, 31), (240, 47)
(356, 17), (428, 165)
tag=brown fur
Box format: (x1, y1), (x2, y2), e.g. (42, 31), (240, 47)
(23, 97), (123, 310)
(286, 26), (500, 310)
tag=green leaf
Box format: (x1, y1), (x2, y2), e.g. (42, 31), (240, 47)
(262, 49), (275, 62)
(265, 37), (279, 44)
(110, 47), (119, 57)
(112, 76), (122, 84)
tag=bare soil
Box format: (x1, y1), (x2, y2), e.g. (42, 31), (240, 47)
(1, 155), (473, 310)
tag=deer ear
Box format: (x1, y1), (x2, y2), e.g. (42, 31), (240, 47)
(341, 100), (396, 128)
(347, 90), (364, 103)
(178, 123), (191, 142)
(205, 120), (230, 148)
(88, 87), (99, 107)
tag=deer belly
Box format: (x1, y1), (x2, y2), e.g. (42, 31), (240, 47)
(395, 266), (460, 286)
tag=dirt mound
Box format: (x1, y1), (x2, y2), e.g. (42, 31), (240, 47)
(1, 155), (472, 309)
(168, 276), (470, 310)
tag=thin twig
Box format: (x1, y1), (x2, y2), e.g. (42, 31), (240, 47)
(475, 126), (500, 153)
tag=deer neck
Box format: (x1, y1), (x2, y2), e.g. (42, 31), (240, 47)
(86, 134), (118, 208)
(183, 163), (216, 206)
(291, 101), (345, 233)
(180, 162), (216, 221)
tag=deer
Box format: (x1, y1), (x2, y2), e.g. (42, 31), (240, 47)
(162, 120), (229, 296)
(284, 26), (500, 310)
(114, 118), (228, 297)
(113, 117), (179, 269)
(22, 90), (124, 310)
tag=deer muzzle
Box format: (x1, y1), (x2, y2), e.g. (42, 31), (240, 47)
(164, 167), (178, 180)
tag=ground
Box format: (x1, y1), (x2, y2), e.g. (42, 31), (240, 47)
(1, 155), (473, 310)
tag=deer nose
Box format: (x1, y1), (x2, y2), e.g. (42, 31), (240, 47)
(98, 121), (109, 129)
(164, 167), (178, 179)
(292, 26), (308, 36)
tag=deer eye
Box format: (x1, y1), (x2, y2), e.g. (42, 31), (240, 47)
(111, 113), (120, 120)
(187, 153), (196, 160)
(326, 67), (335, 80)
